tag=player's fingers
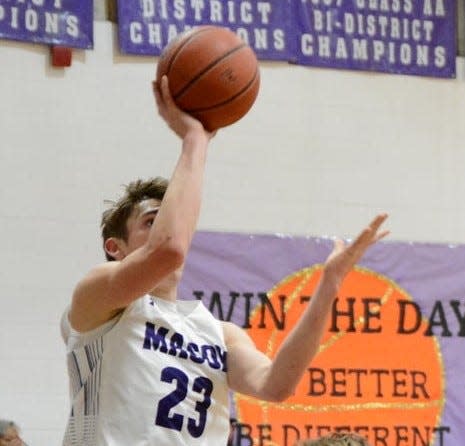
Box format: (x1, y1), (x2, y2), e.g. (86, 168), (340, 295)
(368, 213), (388, 232)
(153, 81), (164, 109)
(328, 238), (345, 259)
(152, 80), (159, 95)
(160, 75), (175, 107)
(332, 238), (345, 252)
(374, 229), (390, 242)
(350, 228), (371, 249)
(346, 215), (388, 258)
(355, 214), (388, 242)
(366, 213), (389, 245)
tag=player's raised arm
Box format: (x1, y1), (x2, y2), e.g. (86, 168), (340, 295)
(225, 214), (389, 401)
(69, 77), (214, 331)
(148, 75), (214, 259)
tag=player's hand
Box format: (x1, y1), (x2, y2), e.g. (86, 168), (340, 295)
(153, 76), (216, 140)
(323, 213), (389, 285)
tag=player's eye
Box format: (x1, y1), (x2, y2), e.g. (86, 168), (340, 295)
(145, 218), (154, 227)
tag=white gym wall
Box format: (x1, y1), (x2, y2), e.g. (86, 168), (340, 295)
(1, 19), (465, 444)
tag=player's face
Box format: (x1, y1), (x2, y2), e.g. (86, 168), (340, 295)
(0, 427), (21, 446)
(123, 198), (162, 255)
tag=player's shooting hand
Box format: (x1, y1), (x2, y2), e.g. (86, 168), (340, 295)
(323, 213), (389, 284)
(153, 76), (216, 140)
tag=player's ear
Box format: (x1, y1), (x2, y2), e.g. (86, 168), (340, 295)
(104, 237), (126, 261)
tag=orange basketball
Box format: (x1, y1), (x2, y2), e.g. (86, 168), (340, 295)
(156, 26), (260, 131)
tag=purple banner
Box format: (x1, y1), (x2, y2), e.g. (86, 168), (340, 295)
(0, 0), (93, 49)
(180, 231), (465, 445)
(116, 0), (292, 60)
(117, 0), (456, 78)
(289, 0), (456, 77)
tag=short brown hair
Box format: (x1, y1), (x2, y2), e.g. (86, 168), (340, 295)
(101, 177), (168, 261)
(294, 432), (372, 446)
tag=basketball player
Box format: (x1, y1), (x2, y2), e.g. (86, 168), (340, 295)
(294, 432), (372, 446)
(0, 420), (27, 446)
(61, 76), (389, 445)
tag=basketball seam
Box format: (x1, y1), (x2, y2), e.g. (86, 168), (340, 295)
(173, 43), (248, 101)
(182, 67), (259, 113)
(165, 27), (214, 78)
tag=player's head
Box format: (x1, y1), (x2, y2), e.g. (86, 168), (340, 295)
(101, 177), (168, 261)
(0, 420), (22, 446)
(294, 432), (372, 446)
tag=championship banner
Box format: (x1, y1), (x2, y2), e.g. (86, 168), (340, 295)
(289, 0), (456, 77)
(180, 231), (465, 445)
(116, 0), (292, 60)
(0, 0), (93, 49)
(116, 0), (456, 78)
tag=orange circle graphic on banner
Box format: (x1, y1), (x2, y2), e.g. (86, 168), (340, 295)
(234, 266), (445, 446)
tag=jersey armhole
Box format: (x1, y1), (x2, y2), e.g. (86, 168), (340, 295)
(61, 307), (121, 351)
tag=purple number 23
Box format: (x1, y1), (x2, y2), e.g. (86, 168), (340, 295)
(155, 366), (213, 438)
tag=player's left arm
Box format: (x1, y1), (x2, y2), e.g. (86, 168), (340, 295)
(223, 275), (349, 402)
(223, 322), (274, 399)
(224, 213), (389, 402)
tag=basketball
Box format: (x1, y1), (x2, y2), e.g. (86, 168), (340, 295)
(156, 26), (260, 131)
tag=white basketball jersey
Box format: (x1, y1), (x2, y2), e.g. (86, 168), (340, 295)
(61, 296), (230, 446)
